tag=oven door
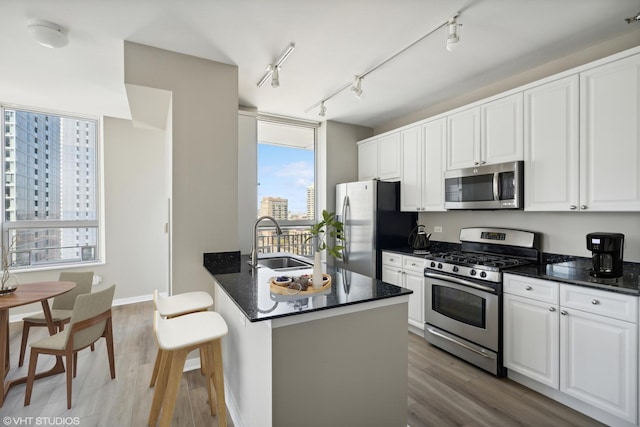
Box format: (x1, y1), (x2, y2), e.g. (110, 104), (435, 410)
(424, 271), (498, 351)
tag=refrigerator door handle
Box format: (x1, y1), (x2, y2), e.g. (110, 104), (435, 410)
(342, 195), (350, 264)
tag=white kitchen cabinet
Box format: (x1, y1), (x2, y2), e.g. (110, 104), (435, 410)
(382, 252), (425, 329)
(400, 119), (446, 212)
(447, 93), (523, 170)
(357, 133), (401, 181)
(504, 273), (638, 424)
(526, 53), (640, 212)
(524, 75), (580, 211)
(579, 53), (640, 211)
(560, 285), (638, 423)
(503, 275), (559, 388)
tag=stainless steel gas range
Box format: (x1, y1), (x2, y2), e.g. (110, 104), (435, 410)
(423, 227), (540, 376)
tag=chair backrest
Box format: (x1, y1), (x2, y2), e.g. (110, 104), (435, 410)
(52, 271), (95, 310)
(67, 284), (116, 350)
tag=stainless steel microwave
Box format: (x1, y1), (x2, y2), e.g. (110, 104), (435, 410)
(444, 161), (524, 210)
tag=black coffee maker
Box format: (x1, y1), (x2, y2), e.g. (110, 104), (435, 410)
(586, 232), (624, 278)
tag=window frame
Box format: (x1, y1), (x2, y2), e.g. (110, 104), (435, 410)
(1, 103), (104, 272)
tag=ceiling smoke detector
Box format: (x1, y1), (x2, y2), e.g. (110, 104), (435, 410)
(27, 19), (69, 48)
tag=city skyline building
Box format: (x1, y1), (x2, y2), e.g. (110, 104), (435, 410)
(3, 108), (97, 266)
(259, 196), (289, 220)
(306, 183), (315, 220)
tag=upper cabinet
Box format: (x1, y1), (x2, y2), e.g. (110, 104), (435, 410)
(526, 53), (640, 211)
(524, 75), (580, 211)
(580, 53), (640, 211)
(357, 133), (401, 181)
(400, 119), (446, 212)
(447, 93), (523, 170)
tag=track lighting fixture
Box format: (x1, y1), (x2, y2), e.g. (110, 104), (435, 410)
(319, 102), (327, 117)
(446, 16), (461, 52)
(625, 12), (640, 24)
(271, 66), (280, 88)
(350, 76), (363, 98)
(257, 43), (295, 88)
(305, 11), (461, 116)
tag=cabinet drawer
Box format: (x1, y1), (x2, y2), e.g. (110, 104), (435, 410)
(560, 285), (638, 323)
(382, 252), (402, 268)
(503, 274), (559, 304)
(403, 256), (425, 273)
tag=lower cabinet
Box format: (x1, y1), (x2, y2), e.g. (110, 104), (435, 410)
(382, 252), (425, 330)
(503, 274), (638, 424)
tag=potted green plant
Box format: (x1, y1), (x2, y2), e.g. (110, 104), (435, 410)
(306, 210), (345, 288)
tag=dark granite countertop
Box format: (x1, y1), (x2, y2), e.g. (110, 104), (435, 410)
(203, 251), (413, 322)
(383, 243), (640, 296)
(508, 255), (640, 296)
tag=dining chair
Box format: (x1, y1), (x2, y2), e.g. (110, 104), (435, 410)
(18, 271), (95, 367)
(24, 284), (116, 409)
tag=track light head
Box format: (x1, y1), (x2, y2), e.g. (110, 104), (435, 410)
(271, 66), (280, 88)
(625, 12), (640, 24)
(446, 16), (461, 52)
(319, 102), (327, 117)
(351, 76), (363, 98)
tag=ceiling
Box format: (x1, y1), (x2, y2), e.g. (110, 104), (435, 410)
(0, 0), (639, 129)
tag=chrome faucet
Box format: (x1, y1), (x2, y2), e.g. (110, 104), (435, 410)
(250, 215), (283, 268)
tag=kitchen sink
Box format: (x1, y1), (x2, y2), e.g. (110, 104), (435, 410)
(258, 256), (313, 271)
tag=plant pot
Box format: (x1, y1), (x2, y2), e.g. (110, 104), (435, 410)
(312, 251), (324, 289)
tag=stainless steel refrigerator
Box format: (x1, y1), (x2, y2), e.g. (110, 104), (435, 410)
(335, 180), (417, 279)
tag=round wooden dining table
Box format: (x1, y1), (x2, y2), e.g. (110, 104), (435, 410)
(0, 281), (76, 407)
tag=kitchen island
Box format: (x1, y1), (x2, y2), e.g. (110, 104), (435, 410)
(203, 251), (412, 427)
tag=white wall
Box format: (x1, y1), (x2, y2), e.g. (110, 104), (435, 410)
(123, 42), (239, 296)
(10, 116), (169, 317)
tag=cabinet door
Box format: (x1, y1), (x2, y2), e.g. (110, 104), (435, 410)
(358, 139), (378, 180)
(504, 293), (559, 388)
(400, 126), (423, 211)
(524, 76), (580, 211)
(481, 93), (524, 164)
(422, 118), (446, 211)
(381, 264), (402, 287)
(560, 308), (638, 423)
(404, 270), (424, 328)
(447, 107), (480, 170)
(580, 53), (640, 211)
(377, 133), (401, 180)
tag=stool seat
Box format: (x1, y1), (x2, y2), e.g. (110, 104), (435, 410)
(154, 311), (228, 350)
(154, 290), (213, 318)
(149, 310), (228, 427)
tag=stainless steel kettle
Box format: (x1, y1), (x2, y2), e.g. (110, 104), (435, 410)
(408, 225), (431, 250)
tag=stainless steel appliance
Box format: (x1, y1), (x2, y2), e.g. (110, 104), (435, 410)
(586, 232), (624, 278)
(335, 180), (417, 279)
(423, 227), (540, 376)
(444, 161), (524, 210)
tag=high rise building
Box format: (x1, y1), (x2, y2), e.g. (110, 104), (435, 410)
(259, 197), (288, 220)
(3, 109), (96, 266)
(306, 184), (315, 220)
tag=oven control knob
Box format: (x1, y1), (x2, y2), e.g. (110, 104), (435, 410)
(480, 271), (487, 278)
(470, 269), (477, 276)
(430, 261), (436, 268)
(452, 266), (459, 272)
(437, 263), (443, 269)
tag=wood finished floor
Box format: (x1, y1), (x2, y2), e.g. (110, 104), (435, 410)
(1, 301), (604, 426)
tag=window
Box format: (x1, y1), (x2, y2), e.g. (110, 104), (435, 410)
(256, 118), (316, 256)
(2, 106), (99, 269)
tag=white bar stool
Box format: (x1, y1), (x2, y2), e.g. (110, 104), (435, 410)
(149, 289), (213, 387)
(148, 310), (228, 427)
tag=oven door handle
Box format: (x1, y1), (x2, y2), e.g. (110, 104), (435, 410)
(426, 326), (496, 360)
(424, 271), (496, 293)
